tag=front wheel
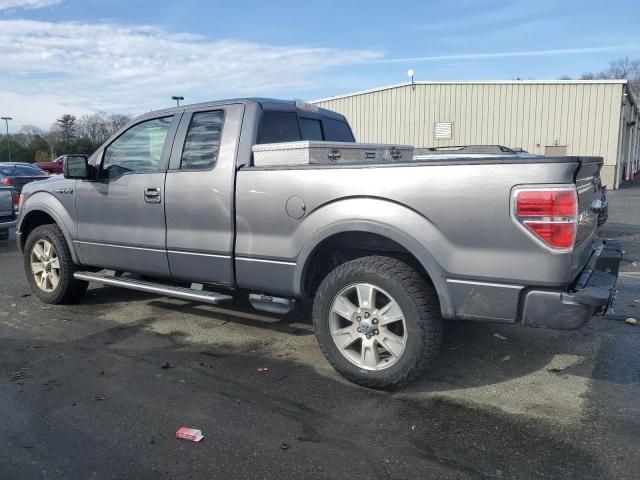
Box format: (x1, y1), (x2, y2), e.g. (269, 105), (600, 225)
(312, 256), (442, 390)
(23, 224), (88, 304)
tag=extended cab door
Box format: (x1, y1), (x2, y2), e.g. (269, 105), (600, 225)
(164, 103), (244, 286)
(74, 114), (180, 276)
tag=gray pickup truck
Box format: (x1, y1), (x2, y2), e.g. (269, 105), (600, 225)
(0, 186), (17, 241)
(16, 98), (621, 389)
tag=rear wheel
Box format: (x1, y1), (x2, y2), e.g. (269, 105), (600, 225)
(313, 256), (442, 389)
(24, 224), (88, 304)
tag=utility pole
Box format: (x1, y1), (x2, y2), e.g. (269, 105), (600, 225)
(1, 117), (12, 162)
(171, 96), (184, 107)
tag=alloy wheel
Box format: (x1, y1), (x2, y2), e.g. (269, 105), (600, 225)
(30, 239), (60, 292)
(329, 283), (407, 370)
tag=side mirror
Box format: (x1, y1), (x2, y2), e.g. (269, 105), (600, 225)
(63, 155), (90, 179)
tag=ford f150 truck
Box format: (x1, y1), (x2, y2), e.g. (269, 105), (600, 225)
(16, 98), (622, 389)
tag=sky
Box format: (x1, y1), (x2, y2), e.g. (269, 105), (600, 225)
(0, 0), (639, 131)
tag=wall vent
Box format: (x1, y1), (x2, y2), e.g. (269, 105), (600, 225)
(435, 122), (453, 139)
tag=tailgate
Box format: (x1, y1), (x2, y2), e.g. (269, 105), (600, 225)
(0, 186), (13, 218)
(574, 157), (603, 244)
(571, 157), (604, 276)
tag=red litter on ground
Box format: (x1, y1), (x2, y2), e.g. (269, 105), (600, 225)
(257, 367), (269, 373)
(176, 427), (204, 442)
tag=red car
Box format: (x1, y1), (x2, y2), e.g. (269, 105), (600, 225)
(37, 154), (89, 175)
(35, 156), (64, 174)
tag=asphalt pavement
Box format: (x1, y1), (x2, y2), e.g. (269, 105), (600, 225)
(0, 181), (639, 479)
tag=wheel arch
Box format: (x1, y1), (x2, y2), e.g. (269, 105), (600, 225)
(294, 221), (454, 319)
(18, 194), (79, 264)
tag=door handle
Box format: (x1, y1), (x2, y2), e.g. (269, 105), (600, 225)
(144, 187), (161, 204)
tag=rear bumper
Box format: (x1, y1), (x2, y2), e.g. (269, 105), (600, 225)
(0, 217), (16, 231)
(522, 240), (622, 329)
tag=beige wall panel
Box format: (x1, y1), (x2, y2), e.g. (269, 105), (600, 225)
(316, 82), (625, 179)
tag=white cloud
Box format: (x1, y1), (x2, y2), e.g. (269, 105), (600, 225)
(0, 0), (61, 11)
(379, 47), (640, 64)
(0, 19), (382, 129)
(0, 90), (94, 131)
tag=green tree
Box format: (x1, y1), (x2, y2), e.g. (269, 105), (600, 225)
(0, 136), (29, 162)
(52, 114), (78, 143)
(28, 136), (51, 163)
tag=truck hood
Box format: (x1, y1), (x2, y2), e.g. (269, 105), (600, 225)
(20, 174), (72, 198)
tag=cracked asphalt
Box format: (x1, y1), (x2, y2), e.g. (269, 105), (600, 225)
(1, 181), (639, 479)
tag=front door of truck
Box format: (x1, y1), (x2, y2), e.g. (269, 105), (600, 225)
(74, 114), (180, 277)
(164, 103), (244, 286)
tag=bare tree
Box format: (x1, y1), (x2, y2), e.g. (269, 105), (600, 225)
(108, 113), (132, 135)
(570, 57), (640, 100)
(77, 113), (111, 144)
(580, 72), (597, 80)
(20, 124), (45, 145)
(77, 112), (133, 144)
(603, 57), (640, 81)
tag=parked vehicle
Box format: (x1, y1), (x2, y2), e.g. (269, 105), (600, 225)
(37, 155), (88, 175)
(0, 163), (50, 193)
(0, 185), (17, 241)
(35, 156), (63, 174)
(16, 99), (621, 389)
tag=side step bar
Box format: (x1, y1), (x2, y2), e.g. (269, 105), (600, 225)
(74, 270), (233, 304)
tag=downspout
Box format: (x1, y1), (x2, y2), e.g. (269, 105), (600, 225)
(613, 87), (626, 189)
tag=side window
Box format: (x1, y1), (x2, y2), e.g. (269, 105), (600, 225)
(300, 118), (323, 140)
(258, 111), (301, 144)
(181, 111), (225, 170)
(102, 116), (173, 179)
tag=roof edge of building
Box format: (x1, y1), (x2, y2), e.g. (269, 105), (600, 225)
(311, 79), (628, 104)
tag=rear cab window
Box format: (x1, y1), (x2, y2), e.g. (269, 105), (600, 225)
(258, 111), (301, 144)
(322, 118), (355, 142)
(300, 118), (323, 140)
(257, 104), (355, 145)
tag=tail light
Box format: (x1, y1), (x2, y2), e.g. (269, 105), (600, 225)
(512, 186), (577, 252)
(12, 191), (19, 205)
(1, 178), (11, 186)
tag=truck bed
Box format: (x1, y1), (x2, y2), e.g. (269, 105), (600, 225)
(235, 155), (603, 323)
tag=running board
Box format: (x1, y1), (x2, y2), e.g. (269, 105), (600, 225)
(74, 270), (233, 304)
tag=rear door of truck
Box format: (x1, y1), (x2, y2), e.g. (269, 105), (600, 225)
(571, 157), (605, 277)
(164, 103), (245, 286)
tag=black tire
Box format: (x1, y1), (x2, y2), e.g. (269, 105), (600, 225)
(313, 256), (443, 390)
(0, 229), (8, 241)
(23, 224), (88, 304)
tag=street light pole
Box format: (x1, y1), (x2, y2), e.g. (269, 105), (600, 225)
(1, 117), (12, 162)
(171, 96), (184, 107)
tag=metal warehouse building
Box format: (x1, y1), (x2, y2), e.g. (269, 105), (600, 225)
(313, 80), (640, 189)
